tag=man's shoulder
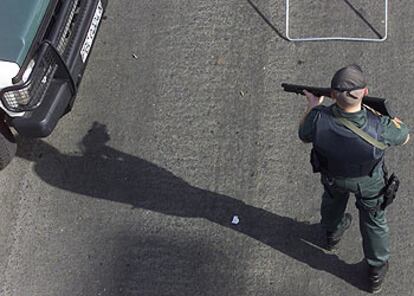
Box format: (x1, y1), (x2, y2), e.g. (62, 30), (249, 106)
(313, 105), (330, 112)
(298, 105), (330, 143)
(307, 105), (331, 119)
(303, 105), (327, 124)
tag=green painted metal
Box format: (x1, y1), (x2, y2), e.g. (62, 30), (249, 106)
(0, 0), (51, 66)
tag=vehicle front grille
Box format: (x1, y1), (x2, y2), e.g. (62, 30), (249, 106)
(57, 0), (81, 55)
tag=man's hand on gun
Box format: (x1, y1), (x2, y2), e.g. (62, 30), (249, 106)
(303, 89), (324, 109)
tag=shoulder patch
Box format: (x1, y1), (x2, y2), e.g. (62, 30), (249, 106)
(392, 117), (402, 129)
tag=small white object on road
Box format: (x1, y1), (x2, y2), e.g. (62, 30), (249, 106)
(232, 215), (240, 225)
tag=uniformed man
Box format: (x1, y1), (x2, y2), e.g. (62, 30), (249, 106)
(298, 65), (410, 293)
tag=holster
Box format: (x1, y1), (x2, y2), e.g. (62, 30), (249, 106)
(355, 165), (399, 214)
(381, 173), (400, 210)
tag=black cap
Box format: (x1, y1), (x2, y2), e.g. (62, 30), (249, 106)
(331, 65), (367, 92)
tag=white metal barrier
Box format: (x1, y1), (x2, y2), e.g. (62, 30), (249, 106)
(285, 0), (388, 42)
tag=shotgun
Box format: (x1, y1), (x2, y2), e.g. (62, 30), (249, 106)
(281, 83), (395, 118)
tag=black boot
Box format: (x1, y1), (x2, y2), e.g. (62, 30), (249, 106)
(326, 213), (352, 251)
(368, 261), (389, 294)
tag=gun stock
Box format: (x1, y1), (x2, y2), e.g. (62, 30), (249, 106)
(281, 83), (395, 118)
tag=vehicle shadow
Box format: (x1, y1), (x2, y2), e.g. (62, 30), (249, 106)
(16, 122), (369, 292)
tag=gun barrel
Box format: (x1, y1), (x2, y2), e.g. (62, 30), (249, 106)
(281, 83), (332, 97)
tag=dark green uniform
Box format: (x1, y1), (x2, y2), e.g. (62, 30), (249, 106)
(299, 104), (409, 267)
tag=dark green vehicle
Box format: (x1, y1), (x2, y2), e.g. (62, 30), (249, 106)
(0, 0), (108, 169)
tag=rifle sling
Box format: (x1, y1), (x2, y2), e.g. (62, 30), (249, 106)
(332, 107), (388, 151)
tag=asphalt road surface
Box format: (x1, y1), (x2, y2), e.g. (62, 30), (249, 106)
(1, 1), (413, 295)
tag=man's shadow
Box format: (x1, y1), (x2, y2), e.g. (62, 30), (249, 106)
(16, 122), (368, 291)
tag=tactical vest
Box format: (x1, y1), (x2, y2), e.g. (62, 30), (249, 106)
(312, 106), (384, 178)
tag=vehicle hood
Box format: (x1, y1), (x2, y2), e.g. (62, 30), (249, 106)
(0, 0), (51, 65)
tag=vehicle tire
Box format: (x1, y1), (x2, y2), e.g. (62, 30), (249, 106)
(0, 119), (17, 170)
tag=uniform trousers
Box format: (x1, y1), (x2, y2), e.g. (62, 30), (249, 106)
(320, 167), (389, 267)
